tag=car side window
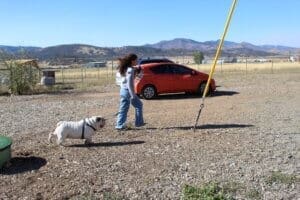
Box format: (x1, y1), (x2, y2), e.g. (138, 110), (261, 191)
(171, 65), (192, 75)
(150, 65), (171, 74)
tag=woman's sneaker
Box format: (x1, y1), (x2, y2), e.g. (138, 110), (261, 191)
(115, 123), (133, 131)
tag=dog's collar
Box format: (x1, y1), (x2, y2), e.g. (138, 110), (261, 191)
(81, 120), (86, 139)
(86, 123), (97, 131)
(81, 119), (97, 139)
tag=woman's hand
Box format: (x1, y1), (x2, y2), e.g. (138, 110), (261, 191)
(131, 94), (139, 100)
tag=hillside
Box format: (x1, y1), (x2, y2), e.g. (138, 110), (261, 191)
(145, 38), (299, 55)
(1, 38), (299, 64)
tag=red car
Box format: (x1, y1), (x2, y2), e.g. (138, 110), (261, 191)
(135, 62), (216, 99)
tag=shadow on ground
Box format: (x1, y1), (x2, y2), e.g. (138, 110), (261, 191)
(211, 90), (239, 97)
(144, 124), (254, 131)
(0, 156), (47, 175)
(68, 140), (145, 148)
(149, 90), (239, 100)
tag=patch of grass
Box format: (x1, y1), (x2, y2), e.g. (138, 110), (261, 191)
(265, 171), (300, 186)
(246, 189), (261, 200)
(103, 192), (124, 200)
(181, 182), (235, 200)
(222, 181), (244, 195)
(74, 191), (124, 200)
(74, 190), (97, 200)
(30, 84), (74, 94)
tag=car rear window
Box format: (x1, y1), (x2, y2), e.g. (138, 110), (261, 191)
(140, 59), (173, 64)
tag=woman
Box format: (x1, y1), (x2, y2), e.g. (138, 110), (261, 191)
(115, 53), (144, 130)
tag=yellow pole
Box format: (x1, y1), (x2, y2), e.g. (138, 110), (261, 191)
(202, 0), (238, 100)
(194, 0), (238, 131)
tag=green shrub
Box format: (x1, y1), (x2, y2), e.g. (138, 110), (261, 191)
(193, 51), (204, 64)
(6, 61), (39, 95)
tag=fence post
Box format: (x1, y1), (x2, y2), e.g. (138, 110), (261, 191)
(221, 60), (223, 74)
(106, 61), (108, 79)
(111, 60), (114, 76)
(81, 67), (84, 84)
(271, 60), (274, 73)
(245, 58), (248, 74)
(62, 67), (64, 84)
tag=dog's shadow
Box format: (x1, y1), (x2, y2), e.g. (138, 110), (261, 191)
(68, 140), (145, 148)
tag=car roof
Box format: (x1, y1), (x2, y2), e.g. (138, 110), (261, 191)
(141, 62), (184, 70)
(141, 62), (168, 68)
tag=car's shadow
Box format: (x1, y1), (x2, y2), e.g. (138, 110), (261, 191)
(68, 140), (145, 148)
(149, 90), (239, 100)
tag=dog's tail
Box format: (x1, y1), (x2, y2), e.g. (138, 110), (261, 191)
(56, 121), (64, 127)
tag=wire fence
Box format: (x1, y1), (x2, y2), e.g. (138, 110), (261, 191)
(53, 63), (117, 85)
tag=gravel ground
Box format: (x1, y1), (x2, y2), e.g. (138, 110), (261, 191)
(0, 72), (299, 199)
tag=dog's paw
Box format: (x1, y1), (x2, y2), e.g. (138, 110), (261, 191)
(84, 140), (93, 145)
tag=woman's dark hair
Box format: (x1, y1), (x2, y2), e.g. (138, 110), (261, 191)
(118, 53), (138, 76)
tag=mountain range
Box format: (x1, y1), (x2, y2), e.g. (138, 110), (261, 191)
(1, 38), (299, 65)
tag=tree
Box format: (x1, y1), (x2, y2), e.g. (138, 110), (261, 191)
(193, 52), (204, 64)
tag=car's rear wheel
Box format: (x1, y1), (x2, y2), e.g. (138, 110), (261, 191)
(142, 85), (157, 99)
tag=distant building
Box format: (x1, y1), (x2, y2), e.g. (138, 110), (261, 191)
(86, 61), (106, 68)
(41, 69), (56, 86)
(289, 56), (296, 62)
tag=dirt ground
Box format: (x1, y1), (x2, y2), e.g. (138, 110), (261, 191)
(0, 72), (299, 199)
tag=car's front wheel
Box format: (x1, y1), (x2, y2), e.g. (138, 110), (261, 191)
(198, 82), (210, 96)
(142, 85), (157, 99)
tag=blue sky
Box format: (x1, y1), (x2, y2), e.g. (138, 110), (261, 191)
(0, 0), (299, 48)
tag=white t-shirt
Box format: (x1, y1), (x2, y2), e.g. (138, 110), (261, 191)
(120, 67), (135, 98)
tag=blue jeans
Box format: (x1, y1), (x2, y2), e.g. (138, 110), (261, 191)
(116, 87), (144, 129)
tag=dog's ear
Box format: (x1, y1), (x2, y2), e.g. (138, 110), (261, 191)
(96, 117), (102, 122)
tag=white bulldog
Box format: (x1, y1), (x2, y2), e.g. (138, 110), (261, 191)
(48, 116), (105, 146)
